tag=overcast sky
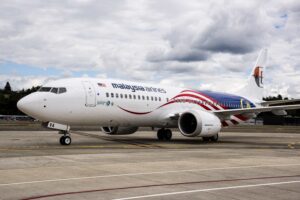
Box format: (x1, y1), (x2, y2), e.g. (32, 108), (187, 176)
(0, 0), (299, 98)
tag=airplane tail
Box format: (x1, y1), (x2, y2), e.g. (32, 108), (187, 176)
(236, 49), (268, 102)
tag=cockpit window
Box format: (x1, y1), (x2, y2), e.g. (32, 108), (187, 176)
(39, 87), (52, 92)
(58, 87), (67, 94)
(50, 88), (58, 94)
(38, 87), (67, 94)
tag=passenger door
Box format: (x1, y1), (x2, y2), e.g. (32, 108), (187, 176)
(82, 81), (96, 107)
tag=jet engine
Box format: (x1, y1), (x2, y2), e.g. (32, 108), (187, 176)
(178, 110), (221, 137)
(101, 126), (138, 135)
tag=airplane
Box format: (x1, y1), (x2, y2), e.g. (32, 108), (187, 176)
(17, 49), (300, 145)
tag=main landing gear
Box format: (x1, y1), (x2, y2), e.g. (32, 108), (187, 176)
(157, 129), (172, 141)
(202, 133), (219, 142)
(59, 130), (72, 145)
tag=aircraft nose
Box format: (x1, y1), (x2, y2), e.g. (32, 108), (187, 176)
(17, 98), (23, 111)
(17, 95), (33, 114)
(17, 93), (44, 118)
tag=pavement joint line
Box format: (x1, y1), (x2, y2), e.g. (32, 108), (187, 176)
(113, 180), (300, 200)
(1, 163), (300, 187)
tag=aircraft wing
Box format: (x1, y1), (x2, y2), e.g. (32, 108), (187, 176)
(213, 104), (300, 118)
(260, 99), (300, 106)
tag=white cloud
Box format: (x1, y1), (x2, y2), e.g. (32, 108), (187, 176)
(0, 0), (300, 98)
(0, 74), (55, 91)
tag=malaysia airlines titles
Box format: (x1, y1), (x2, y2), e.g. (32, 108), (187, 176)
(111, 83), (167, 93)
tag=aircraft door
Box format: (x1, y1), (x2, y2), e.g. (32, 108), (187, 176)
(82, 81), (96, 107)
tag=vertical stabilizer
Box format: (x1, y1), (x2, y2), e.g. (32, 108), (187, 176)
(236, 49), (267, 102)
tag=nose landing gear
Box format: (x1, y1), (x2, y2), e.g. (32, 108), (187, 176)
(42, 122), (72, 145)
(59, 130), (72, 145)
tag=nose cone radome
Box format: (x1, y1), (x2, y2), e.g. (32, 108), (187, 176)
(17, 93), (42, 118)
(17, 95), (32, 115)
(17, 98), (23, 111)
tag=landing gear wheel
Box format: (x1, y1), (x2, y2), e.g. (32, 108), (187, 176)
(58, 130), (72, 145)
(59, 136), (65, 145)
(165, 129), (172, 141)
(203, 134), (219, 142)
(210, 134), (219, 142)
(157, 129), (172, 141)
(157, 129), (164, 140)
(63, 136), (72, 145)
(59, 136), (72, 145)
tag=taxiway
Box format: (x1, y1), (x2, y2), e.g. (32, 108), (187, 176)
(0, 130), (299, 199)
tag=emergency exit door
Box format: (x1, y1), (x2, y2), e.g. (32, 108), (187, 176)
(82, 81), (96, 107)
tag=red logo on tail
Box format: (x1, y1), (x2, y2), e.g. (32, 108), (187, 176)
(253, 66), (263, 88)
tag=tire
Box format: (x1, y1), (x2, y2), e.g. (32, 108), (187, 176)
(157, 129), (164, 140)
(164, 129), (172, 141)
(210, 134), (219, 142)
(59, 136), (65, 145)
(202, 137), (210, 142)
(64, 136), (72, 145)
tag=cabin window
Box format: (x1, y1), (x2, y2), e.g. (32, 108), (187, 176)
(116, 93), (119, 98)
(138, 95), (141, 100)
(147, 96), (149, 100)
(111, 93), (114, 98)
(166, 98), (169, 102)
(154, 97), (157, 101)
(151, 96), (153, 101)
(133, 95), (136, 99)
(106, 92), (109, 97)
(120, 94), (123, 98)
(129, 94), (132, 99)
(159, 97), (161, 101)
(142, 96), (145, 100)
(125, 94), (127, 99)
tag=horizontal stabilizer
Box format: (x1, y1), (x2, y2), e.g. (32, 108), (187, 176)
(260, 99), (300, 106)
(213, 104), (300, 119)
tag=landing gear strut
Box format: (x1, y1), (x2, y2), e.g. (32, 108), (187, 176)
(59, 130), (72, 145)
(202, 133), (219, 142)
(157, 129), (172, 141)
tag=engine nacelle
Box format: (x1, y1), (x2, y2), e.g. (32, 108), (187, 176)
(101, 126), (138, 135)
(178, 110), (221, 137)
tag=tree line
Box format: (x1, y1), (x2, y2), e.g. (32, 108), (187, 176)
(0, 82), (40, 115)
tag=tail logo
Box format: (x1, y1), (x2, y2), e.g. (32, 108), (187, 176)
(253, 66), (263, 88)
